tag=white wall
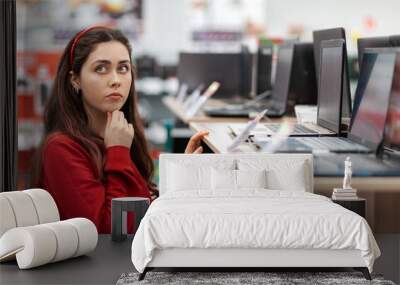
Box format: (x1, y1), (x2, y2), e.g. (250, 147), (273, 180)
(141, 0), (400, 63)
(139, 0), (190, 64)
(265, 0), (400, 54)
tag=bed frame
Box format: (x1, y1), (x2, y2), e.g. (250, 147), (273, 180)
(138, 154), (372, 281)
(139, 248), (371, 280)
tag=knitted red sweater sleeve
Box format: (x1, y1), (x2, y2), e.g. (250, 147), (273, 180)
(41, 134), (151, 233)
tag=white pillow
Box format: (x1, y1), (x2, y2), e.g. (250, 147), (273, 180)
(211, 168), (236, 190)
(236, 169), (267, 189)
(266, 163), (307, 191)
(167, 162), (211, 191)
(237, 158), (311, 192)
(166, 158), (236, 193)
(211, 169), (267, 191)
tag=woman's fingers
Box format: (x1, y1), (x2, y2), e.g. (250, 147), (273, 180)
(185, 131), (209, 153)
(110, 110), (119, 126)
(104, 111), (134, 148)
(193, 146), (203, 154)
(109, 110), (128, 128)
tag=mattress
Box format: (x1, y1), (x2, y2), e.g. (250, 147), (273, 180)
(131, 190), (380, 273)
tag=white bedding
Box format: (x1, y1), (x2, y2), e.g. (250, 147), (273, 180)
(131, 190), (380, 273)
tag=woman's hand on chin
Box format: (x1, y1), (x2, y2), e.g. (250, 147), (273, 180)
(184, 131), (209, 154)
(104, 110), (134, 148)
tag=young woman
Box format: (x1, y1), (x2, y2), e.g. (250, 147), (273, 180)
(32, 26), (208, 233)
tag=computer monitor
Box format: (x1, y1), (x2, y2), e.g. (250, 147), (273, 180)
(177, 52), (251, 99)
(349, 50), (396, 151)
(384, 51), (400, 151)
(289, 43), (317, 106)
(317, 39), (345, 134)
(313, 27), (351, 117)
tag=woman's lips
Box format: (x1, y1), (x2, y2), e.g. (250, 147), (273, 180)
(106, 93), (123, 100)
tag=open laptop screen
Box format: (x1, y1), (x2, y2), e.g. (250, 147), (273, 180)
(384, 55), (400, 151)
(270, 44), (294, 110)
(317, 40), (344, 134)
(313, 28), (351, 117)
(349, 52), (396, 150)
(357, 36), (390, 70)
(350, 50), (377, 129)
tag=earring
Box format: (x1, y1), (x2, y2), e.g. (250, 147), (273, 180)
(73, 86), (80, 93)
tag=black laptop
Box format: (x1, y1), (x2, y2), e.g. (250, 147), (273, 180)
(255, 48), (397, 153)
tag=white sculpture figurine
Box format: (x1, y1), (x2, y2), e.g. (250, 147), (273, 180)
(343, 156), (352, 190)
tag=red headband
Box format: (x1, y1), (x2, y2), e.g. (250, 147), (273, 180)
(69, 25), (108, 68)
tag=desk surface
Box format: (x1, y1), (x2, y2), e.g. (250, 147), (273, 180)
(0, 235), (133, 285)
(191, 121), (400, 187)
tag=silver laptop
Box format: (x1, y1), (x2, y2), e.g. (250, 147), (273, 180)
(230, 39), (349, 137)
(255, 48), (396, 153)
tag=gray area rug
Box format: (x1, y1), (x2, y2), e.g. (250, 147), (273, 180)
(117, 271), (396, 285)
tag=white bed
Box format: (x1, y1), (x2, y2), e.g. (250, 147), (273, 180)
(131, 154), (380, 280)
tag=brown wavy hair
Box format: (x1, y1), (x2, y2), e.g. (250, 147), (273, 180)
(31, 27), (157, 196)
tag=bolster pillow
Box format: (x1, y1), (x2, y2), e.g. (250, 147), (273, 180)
(0, 218), (98, 269)
(0, 189), (60, 237)
(0, 189), (98, 269)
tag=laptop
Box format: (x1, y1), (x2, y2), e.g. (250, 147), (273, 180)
(313, 27), (352, 118)
(351, 37), (400, 129)
(231, 39), (348, 137)
(203, 43), (298, 118)
(254, 49), (396, 153)
(382, 48), (400, 154)
(316, 52), (400, 174)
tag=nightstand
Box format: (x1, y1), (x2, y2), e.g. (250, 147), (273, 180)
(332, 198), (366, 218)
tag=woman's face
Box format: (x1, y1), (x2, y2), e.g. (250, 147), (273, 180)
(73, 41), (132, 114)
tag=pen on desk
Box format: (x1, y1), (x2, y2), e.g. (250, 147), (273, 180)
(176, 83), (188, 103)
(183, 84), (204, 108)
(227, 108), (268, 152)
(260, 120), (294, 153)
(186, 81), (220, 117)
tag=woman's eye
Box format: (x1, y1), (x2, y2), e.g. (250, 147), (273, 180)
(118, 65), (130, 73)
(95, 65), (107, 73)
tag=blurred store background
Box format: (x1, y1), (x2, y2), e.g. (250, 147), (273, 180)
(16, 0), (400, 189)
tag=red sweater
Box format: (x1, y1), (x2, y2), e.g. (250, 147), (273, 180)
(40, 133), (151, 233)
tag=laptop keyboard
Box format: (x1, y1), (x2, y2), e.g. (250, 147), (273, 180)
(266, 124), (318, 134)
(298, 137), (369, 151)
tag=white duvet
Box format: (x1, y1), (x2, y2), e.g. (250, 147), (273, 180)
(131, 190), (380, 273)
